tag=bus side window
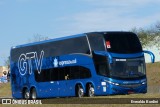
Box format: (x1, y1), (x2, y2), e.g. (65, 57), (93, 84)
(50, 68), (59, 81)
(79, 66), (91, 79)
(70, 66), (80, 79)
(43, 69), (50, 82)
(98, 64), (108, 76)
(58, 68), (65, 80)
(34, 66), (91, 82)
(95, 62), (109, 77)
(64, 67), (70, 80)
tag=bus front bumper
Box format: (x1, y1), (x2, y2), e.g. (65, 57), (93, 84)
(107, 83), (147, 95)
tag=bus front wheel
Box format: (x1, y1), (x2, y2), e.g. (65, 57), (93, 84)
(76, 85), (84, 98)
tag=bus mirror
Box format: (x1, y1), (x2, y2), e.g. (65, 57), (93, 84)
(143, 50), (155, 63)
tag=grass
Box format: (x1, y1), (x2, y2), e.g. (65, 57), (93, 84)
(0, 82), (11, 98)
(0, 62), (160, 107)
(146, 62), (160, 86)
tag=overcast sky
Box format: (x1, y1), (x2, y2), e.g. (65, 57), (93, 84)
(0, 0), (160, 65)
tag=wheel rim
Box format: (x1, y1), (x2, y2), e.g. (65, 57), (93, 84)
(24, 90), (29, 99)
(88, 84), (94, 97)
(31, 89), (37, 99)
(78, 87), (84, 98)
(89, 87), (94, 97)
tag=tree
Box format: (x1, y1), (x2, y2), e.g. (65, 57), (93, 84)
(4, 34), (49, 70)
(4, 56), (10, 70)
(155, 21), (160, 31)
(28, 34), (50, 43)
(131, 21), (160, 49)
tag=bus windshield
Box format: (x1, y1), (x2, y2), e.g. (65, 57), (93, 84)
(109, 58), (146, 79)
(103, 32), (142, 54)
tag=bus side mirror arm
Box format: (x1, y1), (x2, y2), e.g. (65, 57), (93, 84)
(143, 50), (155, 63)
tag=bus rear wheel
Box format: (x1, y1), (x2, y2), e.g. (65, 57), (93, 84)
(76, 85), (84, 98)
(23, 89), (30, 99)
(30, 88), (37, 100)
(87, 84), (94, 97)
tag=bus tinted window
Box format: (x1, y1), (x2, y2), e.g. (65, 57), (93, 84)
(87, 33), (106, 51)
(103, 32), (142, 54)
(50, 68), (59, 81)
(11, 36), (90, 62)
(93, 53), (110, 77)
(35, 66), (91, 82)
(70, 66), (80, 79)
(79, 66), (91, 79)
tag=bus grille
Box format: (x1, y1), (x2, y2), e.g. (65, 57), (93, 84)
(119, 84), (142, 88)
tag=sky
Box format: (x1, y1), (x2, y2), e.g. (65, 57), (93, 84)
(0, 0), (160, 65)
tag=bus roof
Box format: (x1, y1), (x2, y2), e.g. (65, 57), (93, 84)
(11, 33), (86, 49)
(11, 31), (133, 50)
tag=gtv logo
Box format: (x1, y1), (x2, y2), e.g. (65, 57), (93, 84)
(18, 50), (44, 76)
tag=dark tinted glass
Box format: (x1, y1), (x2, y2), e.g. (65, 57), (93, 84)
(87, 33), (106, 51)
(93, 53), (110, 77)
(11, 36), (90, 62)
(35, 66), (91, 82)
(110, 58), (146, 80)
(103, 32), (142, 54)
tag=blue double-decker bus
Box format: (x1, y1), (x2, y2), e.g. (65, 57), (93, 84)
(10, 31), (155, 99)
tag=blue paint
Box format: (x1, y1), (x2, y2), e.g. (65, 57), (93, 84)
(143, 50), (155, 63)
(10, 32), (155, 99)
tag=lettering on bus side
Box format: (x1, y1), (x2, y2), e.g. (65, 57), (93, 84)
(18, 50), (44, 76)
(53, 58), (77, 67)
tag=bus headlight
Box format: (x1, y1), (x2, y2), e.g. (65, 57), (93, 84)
(107, 81), (119, 86)
(114, 83), (119, 86)
(142, 81), (146, 85)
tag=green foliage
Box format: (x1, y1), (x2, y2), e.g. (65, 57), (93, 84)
(131, 22), (160, 49)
